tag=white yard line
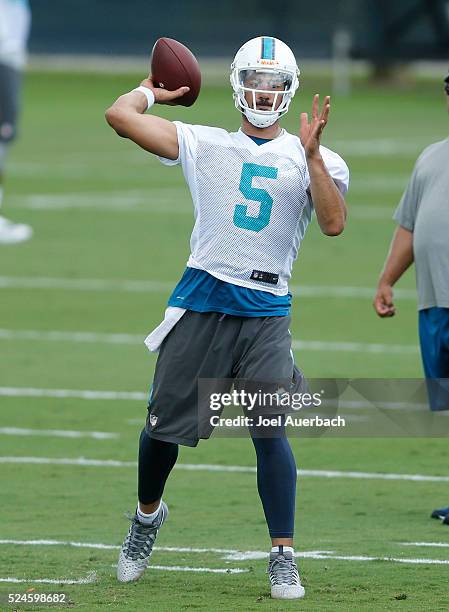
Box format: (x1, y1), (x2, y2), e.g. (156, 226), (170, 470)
(0, 387), (147, 401)
(0, 539), (119, 550)
(0, 539), (257, 556)
(10, 192), (189, 212)
(0, 427), (118, 440)
(2, 170), (411, 206)
(0, 456), (448, 483)
(0, 457), (137, 467)
(111, 564), (248, 574)
(298, 553), (449, 565)
(4, 173), (407, 209)
(148, 565), (246, 573)
(9, 196), (402, 221)
(5, 188), (405, 221)
(179, 464), (449, 483)
(0, 329), (419, 354)
(0, 328), (143, 344)
(0, 573), (96, 585)
(401, 542), (449, 548)
(0, 387), (426, 411)
(0, 540), (447, 567)
(0, 275), (417, 300)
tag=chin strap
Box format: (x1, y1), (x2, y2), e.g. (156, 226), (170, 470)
(244, 108), (280, 128)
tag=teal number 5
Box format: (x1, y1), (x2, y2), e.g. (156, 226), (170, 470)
(233, 163), (278, 232)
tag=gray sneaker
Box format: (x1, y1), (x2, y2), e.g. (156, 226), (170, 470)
(268, 546), (305, 599)
(117, 502), (168, 582)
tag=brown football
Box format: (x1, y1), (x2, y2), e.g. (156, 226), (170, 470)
(150, 37), (201, 107)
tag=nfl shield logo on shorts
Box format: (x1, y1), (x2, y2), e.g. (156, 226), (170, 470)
(149, 414), (158, 427)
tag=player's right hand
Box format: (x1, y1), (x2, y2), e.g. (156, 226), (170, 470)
(140, 77), (190, 105)
(373, 284), (396, 317)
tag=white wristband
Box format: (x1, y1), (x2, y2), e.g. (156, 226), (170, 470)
(132, 86), (155, 111)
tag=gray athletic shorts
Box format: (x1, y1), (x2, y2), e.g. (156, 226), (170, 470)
(145, 310), (306, 447)
(0, 63), (22, 144)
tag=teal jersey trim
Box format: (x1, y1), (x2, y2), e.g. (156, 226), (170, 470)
(248, 136), (273, 146)
(168, 268), (291, 317)
(261, 37), (275, 60)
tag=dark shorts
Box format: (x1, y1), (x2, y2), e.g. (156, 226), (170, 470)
(145, 310), (306, 446)
(419, 307), (449, 411)
(0, 63), (22, 144)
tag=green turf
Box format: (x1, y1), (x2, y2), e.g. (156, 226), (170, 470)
(0, 71), (448, 611)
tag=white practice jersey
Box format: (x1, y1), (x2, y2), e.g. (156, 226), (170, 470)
(159, 123), (349, 296)
(0, 0), (30, 69)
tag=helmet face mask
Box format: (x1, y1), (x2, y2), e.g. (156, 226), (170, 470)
(230, 37), (300, 129)
(238, 69), (293, 113)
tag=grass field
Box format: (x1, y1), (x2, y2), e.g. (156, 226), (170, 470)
(1, 70), (449, 610)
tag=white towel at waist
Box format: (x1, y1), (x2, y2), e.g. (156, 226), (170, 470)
(144, 307), (187, 352)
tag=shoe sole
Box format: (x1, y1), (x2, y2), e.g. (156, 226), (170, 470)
(271, 585), (305, 599)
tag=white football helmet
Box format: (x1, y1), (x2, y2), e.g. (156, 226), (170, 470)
(230, 36), (300, 128)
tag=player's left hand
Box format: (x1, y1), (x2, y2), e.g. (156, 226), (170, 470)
(300, 94), (330, 157)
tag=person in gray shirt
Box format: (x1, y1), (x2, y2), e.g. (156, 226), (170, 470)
(373, 69), (449, 523)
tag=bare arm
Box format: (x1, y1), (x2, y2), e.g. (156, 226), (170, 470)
(373, 225), (414, 317)
(300, 95), (347, 236)
(105, 78), (189, 160)
(306, 153), (347, 236)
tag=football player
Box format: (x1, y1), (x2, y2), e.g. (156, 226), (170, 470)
(0, 0), (32, 244)
(106, 36), (349, 599)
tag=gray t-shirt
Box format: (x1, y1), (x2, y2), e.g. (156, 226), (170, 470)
(393, 136), (449, 310)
